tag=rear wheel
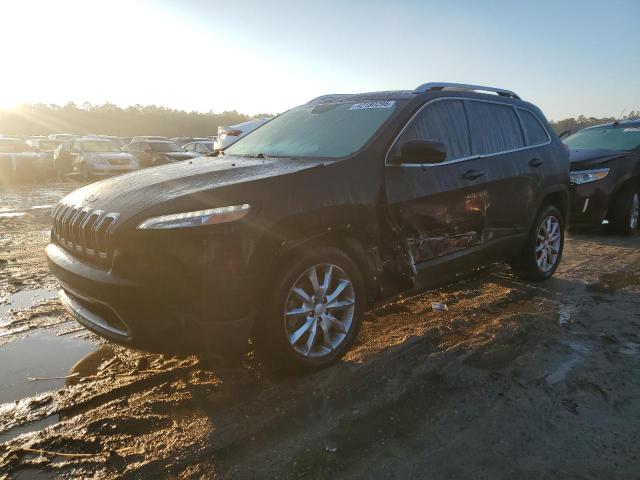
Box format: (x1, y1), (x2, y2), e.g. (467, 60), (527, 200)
(253, 246), (365, 372)
(511, 205), (564, 281)
(609, 184), (639, 236)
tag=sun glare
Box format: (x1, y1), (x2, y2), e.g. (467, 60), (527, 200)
(0, 0), (333, 115)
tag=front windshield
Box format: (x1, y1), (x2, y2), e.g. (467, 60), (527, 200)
(564, 126), (640, 152)
(82, 140), (120, 153)
(150, 142), (181, 152)
(225, 101), (398, 158)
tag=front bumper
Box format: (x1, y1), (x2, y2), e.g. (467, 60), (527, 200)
(46, 242), (255, 355)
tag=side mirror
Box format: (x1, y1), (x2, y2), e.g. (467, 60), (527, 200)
(394, 139), (447, 165)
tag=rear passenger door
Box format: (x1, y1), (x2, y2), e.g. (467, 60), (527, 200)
(466, 100), (549, 237)
(384, 98), (492, 265)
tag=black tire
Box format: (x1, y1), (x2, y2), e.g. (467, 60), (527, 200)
(511, 205), (565, 281)
(252, 246), (366, 373)
(608, 184), (639, 236)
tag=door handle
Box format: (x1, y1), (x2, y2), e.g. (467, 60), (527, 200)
(529, 158), (544, 167)
(461, 169), (484, 180)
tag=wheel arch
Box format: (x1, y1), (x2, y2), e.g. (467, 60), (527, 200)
(537, 185), (569, 224)
(248, 224), (382, 308)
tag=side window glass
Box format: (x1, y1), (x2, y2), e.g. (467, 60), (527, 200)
(468, 101), (525, 155)
(517, 109), (549, 146)
(195, 144), (207, 153)
(394, 99), (471, 161)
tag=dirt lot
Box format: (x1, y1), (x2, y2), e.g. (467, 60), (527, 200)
(1, 182), (639, 479)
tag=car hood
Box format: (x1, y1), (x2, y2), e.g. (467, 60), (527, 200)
(569, 148), (627, 170)
(58, 155), (327, 221)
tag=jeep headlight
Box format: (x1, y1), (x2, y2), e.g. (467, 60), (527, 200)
(570, 168), (609, 185)
(137, 204), (251, 230)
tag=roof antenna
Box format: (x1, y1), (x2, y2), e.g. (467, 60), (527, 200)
(611, 109), (625, 127)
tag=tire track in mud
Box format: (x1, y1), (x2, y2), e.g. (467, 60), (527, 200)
(0, 270), (557, 478)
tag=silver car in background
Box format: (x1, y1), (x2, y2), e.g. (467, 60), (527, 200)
(182, 139), (217, 155)
(58, 138), (139, 180)
(26, 138), (62, 173)
(0, 138), (40, 179)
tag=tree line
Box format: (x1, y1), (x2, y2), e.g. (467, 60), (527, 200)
(551, 111), (640, 135)
(1, 102), (639, 138)
(0, 103), (273, 137)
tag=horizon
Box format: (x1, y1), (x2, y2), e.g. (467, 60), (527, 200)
(2, 0), (639, 121)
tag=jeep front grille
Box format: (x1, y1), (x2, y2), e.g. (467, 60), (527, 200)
(52, 203), (119, 259)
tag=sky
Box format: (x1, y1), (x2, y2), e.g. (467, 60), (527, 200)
(1, 0), (639, 120)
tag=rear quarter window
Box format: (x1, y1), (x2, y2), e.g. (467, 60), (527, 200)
(468, 101), (525, 155)
(517, 108), (549, 146)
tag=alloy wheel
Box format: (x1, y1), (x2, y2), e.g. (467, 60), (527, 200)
(283, 263), (355, 358)
(536, 215), (561, 273)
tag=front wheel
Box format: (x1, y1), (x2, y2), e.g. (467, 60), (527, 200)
(511, 205), (565, 281)
(253, 246), (365, 372)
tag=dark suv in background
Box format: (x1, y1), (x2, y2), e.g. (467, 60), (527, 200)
(564, 120), (640, 234)
(46, 82), (569, 371)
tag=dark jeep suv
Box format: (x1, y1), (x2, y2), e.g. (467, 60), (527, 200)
(46, 83), (569, 371)
(564, 120), (640, 234)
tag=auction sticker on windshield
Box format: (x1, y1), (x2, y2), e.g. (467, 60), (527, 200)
(349, 101), (396, 110)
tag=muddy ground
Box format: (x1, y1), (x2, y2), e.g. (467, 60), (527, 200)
(0, 182), (639, 480)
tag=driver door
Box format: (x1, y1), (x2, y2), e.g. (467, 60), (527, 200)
(384, 99), (491, 269)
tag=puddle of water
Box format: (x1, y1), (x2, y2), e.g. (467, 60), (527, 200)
(0, 288), (59, 326)
(0, 414), (60, 444)
(0, 205), (53, 218)
(588, 271), (640, 294)
(546, 340), (591, 385)
(0, 329), (96, 404)
(558, 304), (573, 327)
(619, 342), (640, 356)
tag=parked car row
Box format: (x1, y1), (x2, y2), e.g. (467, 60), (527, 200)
(0, 126), (262, 181)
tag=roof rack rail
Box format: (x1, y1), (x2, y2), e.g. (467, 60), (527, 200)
(412, 82), (520, 100)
